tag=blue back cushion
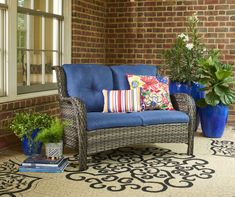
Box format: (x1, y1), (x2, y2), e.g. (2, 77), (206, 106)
(63, 64), (113, 112)
(110, 64), (157, 90)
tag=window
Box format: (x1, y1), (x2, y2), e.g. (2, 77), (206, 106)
(0, 0), (6, 97)
(0, 0), (70, 103)
(17, 0), (63, 94)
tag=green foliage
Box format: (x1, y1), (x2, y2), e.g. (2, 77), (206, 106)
(196, 50), (235, 107)
(163, 13), (206, 83)
(35, 118), (67, 144)
(9, 112), (53, 141)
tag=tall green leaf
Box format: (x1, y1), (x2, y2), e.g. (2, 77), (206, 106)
(215, 70), (232, 81)
(214, 85), (229, 97)
(220, 90), (235, 106)
(221, 77), (235, 85)
(205, 91), (220, 106)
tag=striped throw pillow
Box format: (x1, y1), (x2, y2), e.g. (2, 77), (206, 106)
(103, 89), (142, 113)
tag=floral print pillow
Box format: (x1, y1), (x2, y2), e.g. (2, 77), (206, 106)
(127, 74), (174, 110)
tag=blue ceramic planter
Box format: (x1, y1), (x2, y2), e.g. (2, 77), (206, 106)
(22, 128), (42, 155)
(169, 81), (205, 99)
(199, 104), (228, 138)
(169, 81), (205, 131)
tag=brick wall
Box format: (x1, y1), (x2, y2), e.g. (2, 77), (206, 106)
(0, 95), (60, 148)
(71, 0), (235, 124)
(72, 0), (107, 64)
(105, 0), (235, 124)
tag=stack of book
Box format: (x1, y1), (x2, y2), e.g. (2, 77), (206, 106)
(19, 155), (69, 173)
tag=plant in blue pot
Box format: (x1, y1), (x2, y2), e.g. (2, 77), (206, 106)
(10, 112), (53, 155)
(196, 50), (235, 138)
(163, 13), (207, 131)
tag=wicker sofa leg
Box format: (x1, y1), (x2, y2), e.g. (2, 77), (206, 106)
(187, 135), (194, 155)
(78, 147), (88, 171)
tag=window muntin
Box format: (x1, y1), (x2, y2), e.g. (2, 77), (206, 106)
(17, 0), (63, 94)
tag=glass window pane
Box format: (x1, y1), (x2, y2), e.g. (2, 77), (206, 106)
(30, 51), (41, 85)
(17, 51), (44, 87)
(17, 13), (26, 48)
(45, 52), (54, 83)
(17, 14), (42, 50)
(48, 0), (62, 15)
(18, 0), (33, 9)
(17, 0), (63, 93)
(17, 49), (26, 86)
(0, 0), (6, 4)
(32, 15), (42, 50)
(18, 0), (63, 15)
(34, 0), (46, 12)
(45, 17), (53, 50)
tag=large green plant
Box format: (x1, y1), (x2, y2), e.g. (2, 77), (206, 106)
(10, 112), (53, 140)
(196, 50), (235, 107)
(35, 118), (67, 144)
(164, 13), (206, 83)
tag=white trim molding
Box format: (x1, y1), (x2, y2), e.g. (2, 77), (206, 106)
(63, 0), (71, 64)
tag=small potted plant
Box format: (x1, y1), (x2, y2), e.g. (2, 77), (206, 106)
(10, 112), (53, 155)
(197, 49), (235, 138)
(35, 118), (67, 159)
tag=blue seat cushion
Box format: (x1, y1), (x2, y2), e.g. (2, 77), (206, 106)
(87, 112), (143, 131)
(87, 110), (189, 131)
(110, 64), (157, 90)
(63, 64), (113, 112)
(138, 110), (189, 126)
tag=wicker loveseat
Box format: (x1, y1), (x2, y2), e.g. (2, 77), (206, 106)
(55, 64), (196, 171)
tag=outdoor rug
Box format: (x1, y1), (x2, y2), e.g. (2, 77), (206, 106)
(0, 127), (235, 197)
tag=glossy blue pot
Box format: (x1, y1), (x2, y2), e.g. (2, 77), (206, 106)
(170, 81), (205, 99)
(199, 104), (228, 138)
(22, 128), (42, 155)
(169, 81), (205, 131)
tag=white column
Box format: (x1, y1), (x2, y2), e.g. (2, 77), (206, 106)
(0, 10), (4, 96)
(63, 0), (71, 64)
(6, 0), (17, 98)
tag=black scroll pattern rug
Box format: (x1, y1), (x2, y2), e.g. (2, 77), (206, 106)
(0, 160), (41, 197)
(210, 140), (235, 158)
(65, 147), (215, 193)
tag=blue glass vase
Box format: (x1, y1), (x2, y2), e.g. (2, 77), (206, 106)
(169, 81), (205, 131)
(199, 104), (228, 138)
(22, 128), (42, 155)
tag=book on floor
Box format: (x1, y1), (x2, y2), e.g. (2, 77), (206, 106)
(19, 158), (69, 173)
(22, 155), (64, 167)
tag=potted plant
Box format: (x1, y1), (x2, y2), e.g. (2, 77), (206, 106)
(35, 118), (67, 159)
(196, 49), (235, 138)
(10, 112), (53, 155)
(163, 13), (206, 131)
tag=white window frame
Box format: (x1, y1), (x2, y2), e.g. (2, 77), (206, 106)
(0, 0), (71, 103)
(0, 3), (7, 97)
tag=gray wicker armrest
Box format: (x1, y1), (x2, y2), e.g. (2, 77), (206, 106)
(60, 97), (87, 162)
(170, 93), (196, 133)
(170, 93), (196, 155)
(60, 97), (87, 131)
